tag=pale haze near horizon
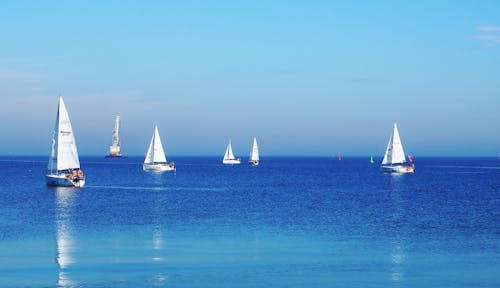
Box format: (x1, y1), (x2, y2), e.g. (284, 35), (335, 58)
(0, 1), (499, 157)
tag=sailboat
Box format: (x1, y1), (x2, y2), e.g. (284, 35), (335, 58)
(45, 97), (85, 187)
(143, 125), (175, 172)
(249, 137), (259, 166)
(381, 123), (415, 173)
(222, 139), (241, 164)
(105, 113), (124, 158)
(370, 154), (374, 164)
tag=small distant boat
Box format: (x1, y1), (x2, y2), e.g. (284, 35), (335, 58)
(143, 125), (175, 172)
(381, 123), (415, 174)
(338, 153), (342, 161)
(370, 154), (374, 164)
(223, 139), (241, 164)
(45, 97), (85, 187)
(105, 113), (125, 158)
(249, 137), (259, 166)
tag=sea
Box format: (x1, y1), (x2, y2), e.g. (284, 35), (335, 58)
(0, 156), (499, 287)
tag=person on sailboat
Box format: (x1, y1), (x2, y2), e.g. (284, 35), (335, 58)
(71, 169), (77, 182)
(71, 168), (84, 183)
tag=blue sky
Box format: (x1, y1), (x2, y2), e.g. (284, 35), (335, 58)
(0, 0), (499, 156)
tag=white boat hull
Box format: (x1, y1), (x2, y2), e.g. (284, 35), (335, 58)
(46, 173), (85, 188)
(143, 163), (176, 173)
(250, 160), (259, 166)
(381, 164), (415, 174)
(223, 159), (241, 165)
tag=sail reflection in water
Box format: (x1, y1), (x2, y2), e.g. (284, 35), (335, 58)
(152, 227), (165, 262)
(151, 178), (168, 286)
(389, 176), (406, 284)
(152, 226), (168, 286)
(55, 187), (78, 287)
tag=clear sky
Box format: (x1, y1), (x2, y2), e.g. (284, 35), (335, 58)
(0, 0), (499, 156)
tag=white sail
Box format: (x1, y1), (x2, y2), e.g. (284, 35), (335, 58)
(250, 137), (259, 161)
(382, 123), (407, 165)
(222, 139), (241, 164)
(224, 140), (236, 160)
(144, 125), (167, 164)
(48, 97), (80, 171)
(112, 114), (120, 146)
(153, 126), (167, 163)
(381, 134), (393, 165)
(109, 113), (121, 155)
(48, 131), (57, 171)
(144, 135), (154, 164)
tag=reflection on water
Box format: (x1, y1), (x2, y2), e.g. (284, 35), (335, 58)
(0, 156), (497, 286)
(151, 176), (168, 286)
(54, 187), (78, 287)
(152, 227), (165, 262)
(152, 226), (168, 286)
(391, 243), (405, 283)
(154, 272), (168, 286)
(389, 175), (406, 285)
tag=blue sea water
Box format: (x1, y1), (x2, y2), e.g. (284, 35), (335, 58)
(0, 156), (499, 287)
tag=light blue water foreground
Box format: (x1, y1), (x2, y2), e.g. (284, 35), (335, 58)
(0, 156), (499, 287)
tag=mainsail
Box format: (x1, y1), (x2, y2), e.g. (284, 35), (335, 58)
(109, 113), (121, 155)
(48, 97), (80, 171)
(224, 140), (236, 160)
(250, 137), (259, 161)
(382, 123), (407, 165)
(144, 125), (167, 164)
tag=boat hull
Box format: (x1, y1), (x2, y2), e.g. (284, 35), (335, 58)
(223, 159), (241, 165)
(143, 163), (176, 173)
(381, 164), (415, 174)
(250, 160), (259, 166)
(46, 174), (85, 188)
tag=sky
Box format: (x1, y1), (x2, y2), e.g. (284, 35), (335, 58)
(0, 0), (499, 156)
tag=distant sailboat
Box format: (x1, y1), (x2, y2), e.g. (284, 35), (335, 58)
(338, 153), (342, 161)
(370, 154), (374, 164)
(143, 125), (175, 172)
(249, 137), (259, 166)
(45, 97), (85, 187)
(223, 139), (241, 164)
(106, 113), (124, 158)
(381, 123), (415, 173)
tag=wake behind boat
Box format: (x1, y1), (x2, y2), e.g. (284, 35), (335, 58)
(45, 97), (85, 187)
(223, 139), (241, 164)
(249, 137), (259, 166)
(143, 125), (175, 172)
(381, 123), (415, 174)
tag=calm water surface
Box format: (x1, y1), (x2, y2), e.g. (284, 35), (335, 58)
(0, 156), (499, 287)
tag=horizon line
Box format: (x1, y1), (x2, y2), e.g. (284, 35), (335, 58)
(0, 154), (498, 158)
